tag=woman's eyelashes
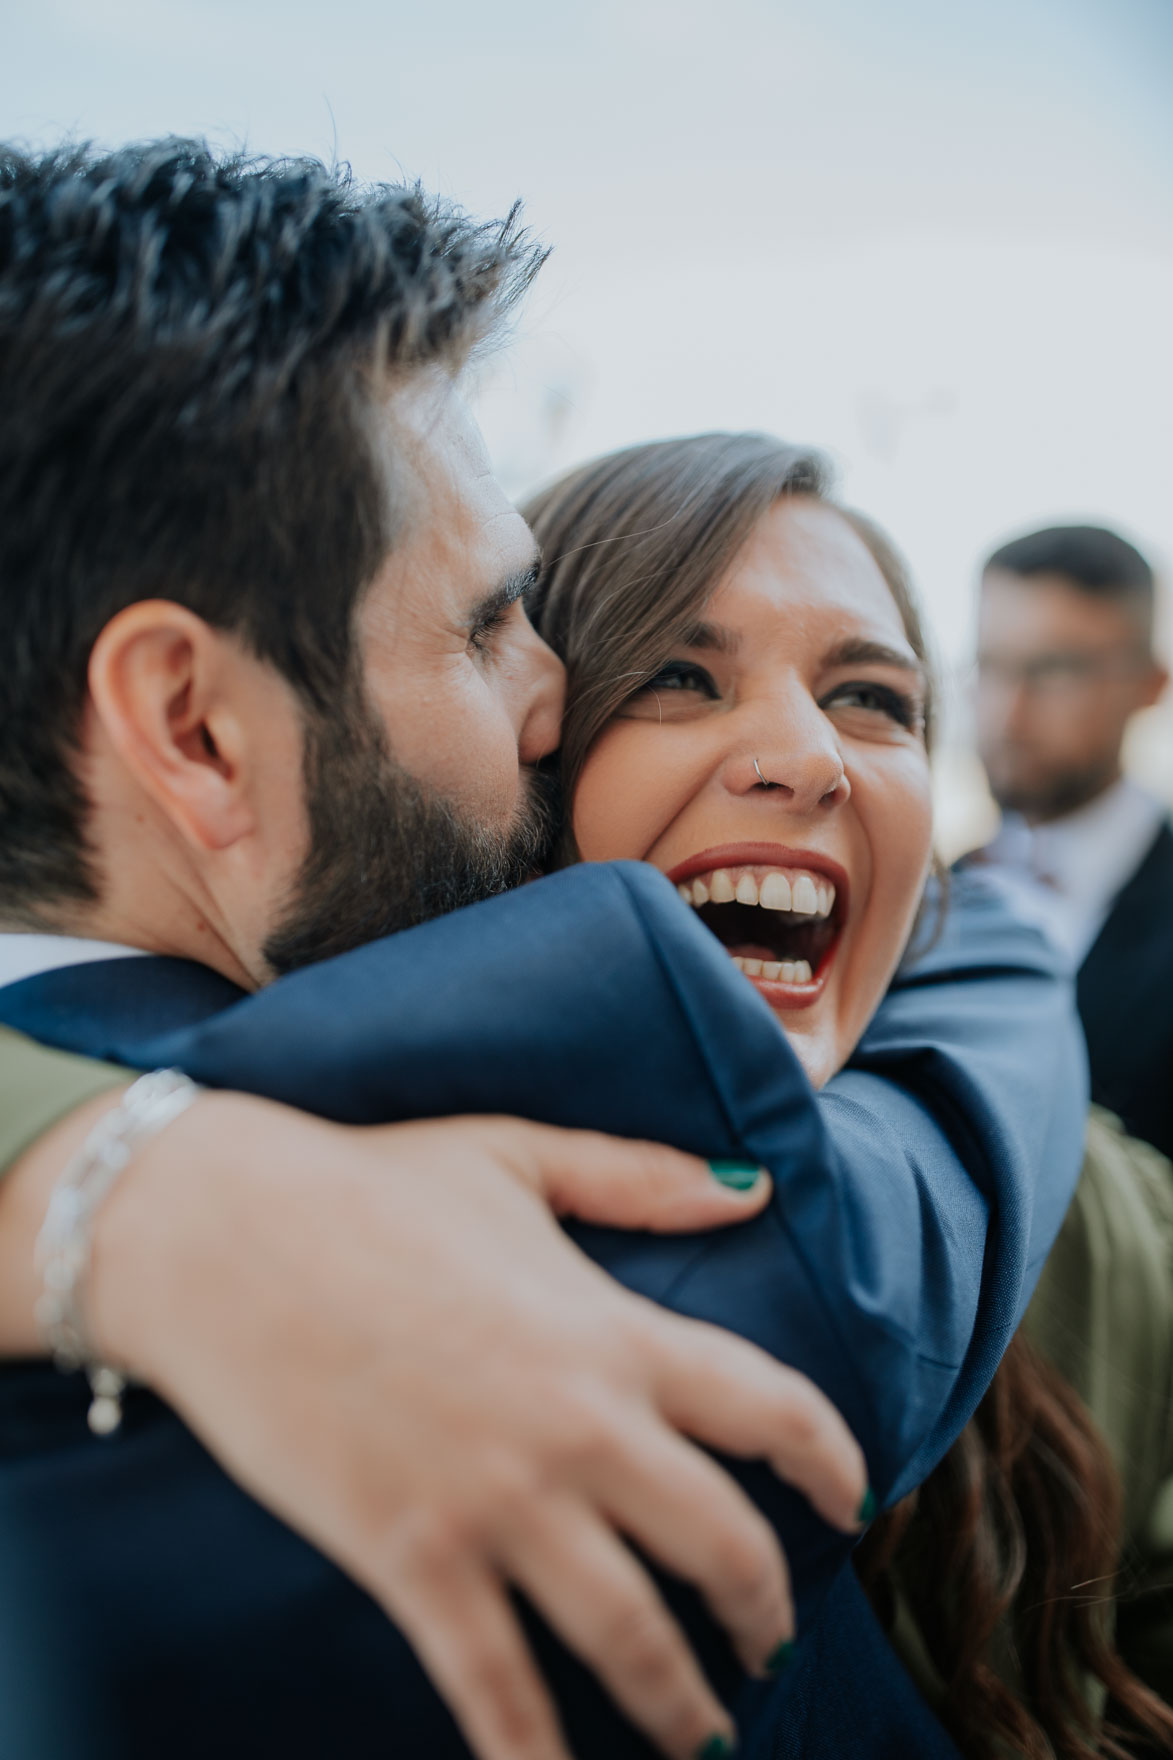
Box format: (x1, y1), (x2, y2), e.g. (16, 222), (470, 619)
(638, 660), (720, 698)
(821, 680), (925, 733)
(630, 661), (922, 733)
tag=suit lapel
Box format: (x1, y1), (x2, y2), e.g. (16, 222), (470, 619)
(0, 956), (245, 1067)
(1079, 820), (1173, 1002)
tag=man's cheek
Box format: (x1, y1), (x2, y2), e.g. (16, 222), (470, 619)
(460, 722), (525, 821)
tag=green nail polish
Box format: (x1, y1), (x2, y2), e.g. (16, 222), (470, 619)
(707, 1158), (764, 1192)
(857, 1485), (877, 1524)
(695, 1736), (735, 1760)
(765, 1638), (796, 1676)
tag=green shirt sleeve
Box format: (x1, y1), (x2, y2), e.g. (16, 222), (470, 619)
(0, 1025), (126, 1178)
(1026, 1106), (1173, 1706)
(1023, 1106), (1173, 1539)
(888, 1108), (1173, 1715)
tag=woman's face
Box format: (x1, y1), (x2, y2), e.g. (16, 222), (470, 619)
(572, 498), (934, 1087)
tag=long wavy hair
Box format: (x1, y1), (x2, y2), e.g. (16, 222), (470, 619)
(522, 432), (1173, 1760)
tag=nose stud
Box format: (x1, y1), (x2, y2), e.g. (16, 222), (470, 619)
(753, 757), (781, 791)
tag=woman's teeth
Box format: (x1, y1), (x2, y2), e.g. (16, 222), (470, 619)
(731, 954), (813, 983)
(675, 867), (836, 918)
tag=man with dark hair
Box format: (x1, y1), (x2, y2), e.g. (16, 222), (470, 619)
(973, 523), (1173, 1158)
(0, 144), (560, 947)
(0, 140), (1087, 1760)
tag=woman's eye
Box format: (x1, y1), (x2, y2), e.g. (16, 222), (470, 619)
(823, 680), (924, 732)
(638, 661), (719, 698)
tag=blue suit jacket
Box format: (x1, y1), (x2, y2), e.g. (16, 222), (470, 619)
(0, 862), (1085, 1759)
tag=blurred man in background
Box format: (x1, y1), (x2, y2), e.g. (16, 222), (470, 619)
(972, 524), (1173, 1158)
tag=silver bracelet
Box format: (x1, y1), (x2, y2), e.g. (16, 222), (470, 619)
(35, 1068), (202, 1437)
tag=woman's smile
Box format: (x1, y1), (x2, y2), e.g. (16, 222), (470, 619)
(666, 843), (848, 1009)
(571, 497), (934, 1086)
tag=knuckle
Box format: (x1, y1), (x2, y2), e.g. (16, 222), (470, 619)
(611, 1302), (666, 1367)
(381, 1503), (466, 1579)
(710, 1517), (782, 1611)
(598, 1597), (683, 1693)
(469, 1454), (544, 1542)
(541, 1383), (632, 1481)
(773, 1381), (825, 1453)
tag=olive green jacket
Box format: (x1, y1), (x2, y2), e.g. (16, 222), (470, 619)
(1029, 1107), (1173, 1704)
(0, 1024), (124, 1176)
(889, 1106), (1173, 1710)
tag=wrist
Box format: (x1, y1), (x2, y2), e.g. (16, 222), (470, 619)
(84, 1088), (241, 1381)
(0, 1085), (130, 1356)
(85, 1090), (345, 1394)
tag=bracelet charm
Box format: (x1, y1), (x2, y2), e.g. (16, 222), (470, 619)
(35, 1067), (201, 1436)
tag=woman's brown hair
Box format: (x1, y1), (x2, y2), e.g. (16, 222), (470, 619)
(523, 432), (934, 807)
(521, 431), (1173, 1760)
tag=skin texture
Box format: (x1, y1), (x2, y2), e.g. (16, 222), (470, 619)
(72, 371), (564, 989)
(976, 569), (1168, 823)
(573, 498), (935, 1088)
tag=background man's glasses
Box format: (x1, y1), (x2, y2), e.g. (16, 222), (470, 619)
(974, 649), (1148, 698)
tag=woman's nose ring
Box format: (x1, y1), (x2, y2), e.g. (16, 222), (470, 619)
(753, 757), (781, 790)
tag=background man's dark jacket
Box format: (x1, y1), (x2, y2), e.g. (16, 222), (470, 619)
(0, 863), (1086, 1759)
(1078, 819), (1173, 1161)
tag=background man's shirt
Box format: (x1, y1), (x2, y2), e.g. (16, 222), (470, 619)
(976, 775), (1165, 965)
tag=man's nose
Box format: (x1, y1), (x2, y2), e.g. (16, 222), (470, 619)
(979, 676), (1031, 740)
(517, 628), (566, 766)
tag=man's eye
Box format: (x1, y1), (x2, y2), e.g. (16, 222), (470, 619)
(637, 661), (719, 698)
(823, 680), (923, 731)
(468, 605), (512, 656)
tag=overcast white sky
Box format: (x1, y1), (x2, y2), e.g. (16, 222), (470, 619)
(4, 0), (1171, 837)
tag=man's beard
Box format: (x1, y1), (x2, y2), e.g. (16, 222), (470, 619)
(986, 748), (1120, 823)
(263, 699), (561, 977)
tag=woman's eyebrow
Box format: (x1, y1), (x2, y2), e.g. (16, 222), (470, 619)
(677, 627), (922, 677)
(677, 620), (740, 655)
(823, 636), (923, 677)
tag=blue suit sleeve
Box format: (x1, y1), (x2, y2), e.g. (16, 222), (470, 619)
(121, 861), (1085, 1508)
(2, 859), (1085, 1645)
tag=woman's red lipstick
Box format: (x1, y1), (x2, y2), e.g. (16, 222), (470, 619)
(664, 843), (848, 1010)
(665, 843), (849, 898)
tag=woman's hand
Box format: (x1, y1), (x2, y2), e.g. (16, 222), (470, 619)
(5, 1093), (867, 1760)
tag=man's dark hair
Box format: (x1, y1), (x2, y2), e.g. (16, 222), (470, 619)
(0, 138), (544, 918)
(983, 525), (1155, 646)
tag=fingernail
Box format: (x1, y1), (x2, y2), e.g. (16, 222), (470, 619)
(857, 1485), (877, 1525)
(765, 1638), (796, 1676)
(695, 1735), (736, 1760)
(707, 1158), (766, 1192)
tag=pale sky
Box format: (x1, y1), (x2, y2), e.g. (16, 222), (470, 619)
(4, 0), (1171, 843)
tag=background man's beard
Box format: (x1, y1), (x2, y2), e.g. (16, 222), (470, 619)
(263, 706), (561, 977)
(987, 750), (1121, 823)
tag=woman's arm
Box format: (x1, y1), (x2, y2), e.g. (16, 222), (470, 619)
(0, 1027), (864, 1760)
(0, 862), (1086, 1524)
(0, 861), (1085, 1750)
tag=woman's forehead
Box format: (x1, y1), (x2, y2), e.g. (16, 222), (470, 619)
(707, 498), (909, 646)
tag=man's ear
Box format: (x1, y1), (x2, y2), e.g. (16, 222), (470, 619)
(87, 602), (257, 852)
(1139, 658), (1170, 710)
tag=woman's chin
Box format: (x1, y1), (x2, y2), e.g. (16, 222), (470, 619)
(766, 1006), (841, 1090)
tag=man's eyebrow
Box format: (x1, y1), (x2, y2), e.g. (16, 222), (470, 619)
(823, 636), (924, 677)
(466, 553), (542, 630)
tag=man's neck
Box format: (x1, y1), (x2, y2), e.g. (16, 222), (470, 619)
(4, 898), (260, 992)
